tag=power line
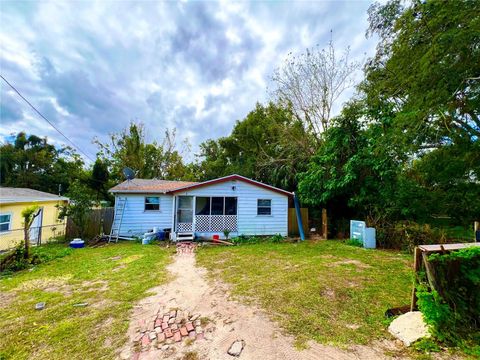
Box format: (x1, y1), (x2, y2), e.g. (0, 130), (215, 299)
(1, 74), (94, 162)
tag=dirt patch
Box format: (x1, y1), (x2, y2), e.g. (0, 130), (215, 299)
(16, 276), (73, 295)
(321, 288), (336, 300)
(90, 299), (120, 310)
(81, 280), (109, 292)
(331, 259), (371, 269)
(113, 264), (127, 272)
(120, 251), (403, 360)
(119, 255), (143, 265)
(0, 291), (17, 309)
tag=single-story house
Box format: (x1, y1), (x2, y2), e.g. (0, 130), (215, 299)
(0, 187), (69, 250)
(109, 174), (292, 241)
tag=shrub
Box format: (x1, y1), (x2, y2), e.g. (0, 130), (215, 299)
(376, 221), (446, 252)
(232, 235), (260, 245)
(0, 244), (73, 274)
(416, 247), (480, 353)
(345, 238), (363, 247)
(231, 235), (285, 245)
(269, 234), (284, 243)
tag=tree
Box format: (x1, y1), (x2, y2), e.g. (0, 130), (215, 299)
(89, 159), (110, 201)
(21, 206), (40, 259)
(95, 122), (194, 181)
(297, 100), (425, 227)
(363, 0), (480, 148)
(197, 102), (313, 190)
(0, 132), (85, 195)
(57, 182), (95, 240)
(271, 40), (360, 142)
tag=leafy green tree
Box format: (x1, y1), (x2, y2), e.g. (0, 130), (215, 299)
(0, 132), (85, 195)
(89, 159), (110, 201)
(95, 122), (194, 181)
(297, 100), (438, 228)
(409, 140), (480, 225)
(57, 181), (95, 240)
(21, 206), (40, 259)
(198, 102), (313, 190)
(363, 0), (480, 147)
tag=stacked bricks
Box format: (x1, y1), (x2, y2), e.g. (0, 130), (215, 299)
(136, 309), (205, 351)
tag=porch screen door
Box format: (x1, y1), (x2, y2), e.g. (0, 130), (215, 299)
(177, 196), (193, 232)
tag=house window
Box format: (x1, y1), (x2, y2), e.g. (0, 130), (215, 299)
(257, 199), (271, 215)
(225, 197), (237, 215)
(195, 197), (210, 215)
(194, 197), (237, 216)
(144, 197), (160, 211)
(0, 214), (12, 232)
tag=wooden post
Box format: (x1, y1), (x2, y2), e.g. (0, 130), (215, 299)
(322, 208), (328, 240)
(410, 246), (422, 311)
(475, 221), (479, 242)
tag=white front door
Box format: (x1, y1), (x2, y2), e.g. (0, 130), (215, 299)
(176, 196), (193, 232)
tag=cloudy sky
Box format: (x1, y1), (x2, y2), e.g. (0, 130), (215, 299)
(1, 0), (376, 163)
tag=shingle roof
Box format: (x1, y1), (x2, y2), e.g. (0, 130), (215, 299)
(109, 179), (198, 193)
(167, 174), (293, 196)
(109, 175), (292, 196)
(0, 187), (69, 204)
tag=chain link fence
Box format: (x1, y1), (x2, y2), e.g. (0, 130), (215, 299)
(0, 222), (67, 253)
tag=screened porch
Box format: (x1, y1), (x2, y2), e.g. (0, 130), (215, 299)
(175, 196), (238, 233)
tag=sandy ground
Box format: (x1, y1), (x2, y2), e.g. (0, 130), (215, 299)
(120, 250), (406, 360)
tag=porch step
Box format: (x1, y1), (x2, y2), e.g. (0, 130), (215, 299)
(176, 232), (194, 241)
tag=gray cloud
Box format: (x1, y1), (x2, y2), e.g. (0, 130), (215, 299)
(0, 0), (376, 163)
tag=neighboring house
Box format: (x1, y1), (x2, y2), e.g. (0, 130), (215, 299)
(109, 174), (292, 241)
(0, 188), (69, 251)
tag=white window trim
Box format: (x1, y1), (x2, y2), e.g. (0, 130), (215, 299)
(0, 212), (13, 233)
(144, 196), (161, 212)
(257, 199), (272, 216)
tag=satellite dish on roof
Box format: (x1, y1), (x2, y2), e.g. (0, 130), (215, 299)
(122, 167), (135, 180)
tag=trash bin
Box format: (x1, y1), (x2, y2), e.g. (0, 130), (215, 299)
(364, 228), (376, 249)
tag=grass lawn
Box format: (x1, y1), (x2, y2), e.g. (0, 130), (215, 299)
(0, 242), (171, 360)
(197, 240), (412, 347)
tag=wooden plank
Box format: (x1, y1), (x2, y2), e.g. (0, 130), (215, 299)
(418, 242), (480, 253)
(288, 208), (309, 236)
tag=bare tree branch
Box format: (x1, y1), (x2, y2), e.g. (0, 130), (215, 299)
(271, 41), (360, 142)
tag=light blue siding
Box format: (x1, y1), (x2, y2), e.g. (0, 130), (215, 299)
(175, 180), (289, 236)
(115, 194), (173, 237)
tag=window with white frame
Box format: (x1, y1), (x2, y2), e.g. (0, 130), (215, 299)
(144, 197), (160, 211)
(0, 213), (12, 232)
(257, 199), (271, 215)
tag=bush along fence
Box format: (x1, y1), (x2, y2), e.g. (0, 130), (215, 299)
(65, 207), (113, 240)
(413, 244), (480, 355)
(375, 221), (475, 252)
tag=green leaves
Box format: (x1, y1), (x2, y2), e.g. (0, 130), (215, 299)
(0, 132), (85, 195)
(198, 102), (313, 191)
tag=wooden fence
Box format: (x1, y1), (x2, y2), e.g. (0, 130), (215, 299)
(66, 207), (114, 240)
(288, 208), (309, 236)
